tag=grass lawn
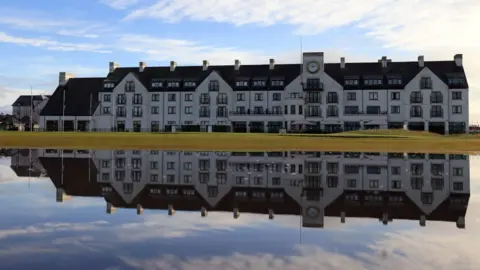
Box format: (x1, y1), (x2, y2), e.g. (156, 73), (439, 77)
(0, 130), (478, 153)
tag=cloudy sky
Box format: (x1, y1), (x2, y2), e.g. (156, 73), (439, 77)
(0, 0), (479, 121)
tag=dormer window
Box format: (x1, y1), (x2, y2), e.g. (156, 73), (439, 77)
(388, 78), (403, 85)
(125, 81), (135, 92)
(235, 80), (249, 87)
(184, 81), (196, 88)
(271, 80), (284, 87)
(253, 80), (267, 88)
(151, 79), (163, 88)
(448, 77), (466, 86)
(345, 79), (358, 85)
(420, 77), (432, 89)
(167, 81), (180, 88)
(305, 78), (322, 90)
(364, 79), (382, 85)
(104, 82), (115, 89)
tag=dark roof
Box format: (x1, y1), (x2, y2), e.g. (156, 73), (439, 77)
(40, 157), (101, 197)
(40, 78), (104, 116)
(10, 166), (42, 177)
(12, 95), (48, 106)
(101, 60), (467, 92)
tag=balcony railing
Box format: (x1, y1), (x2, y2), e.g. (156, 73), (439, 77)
(305, 98), (321, 104)
(229, 111), (283, 116)
(343, 111), (388, 116)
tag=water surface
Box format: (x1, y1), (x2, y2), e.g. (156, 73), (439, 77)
(0, 149), (477, 270)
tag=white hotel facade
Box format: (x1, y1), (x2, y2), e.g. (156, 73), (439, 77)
(38, 52), (469, 134)
(38, 149), (470, 228)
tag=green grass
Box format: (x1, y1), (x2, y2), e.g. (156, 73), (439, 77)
(0, 130), (478, 153)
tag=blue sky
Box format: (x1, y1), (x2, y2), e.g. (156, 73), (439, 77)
(1, 0), (479, 120)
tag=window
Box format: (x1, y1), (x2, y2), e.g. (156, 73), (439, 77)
(410, 164), (423, 175)
(117, 94), (126, 105)
(420, 77), (432, 89)
(184, 81), (196, 88)
(150, 174), (159, 182)
(168, 106), (176, 114)
(327, 162), (339, 174)
(272, 177), (281, 185)
(391, 167), (401, 175)
(391, 105), (400, 114)
(217, 93), (228, 104)
(101, 160), (110, 168)
(168, 94), (176, 102)
(392, 180), (402, 189)
(430, 91), (443, 103)
(307, 106), (320, 117)
(131, 158), (142, 169)
(364, 79), (382, 85)
(209, 80), (219, 91)
(125, 81), (135, 92)
(166, 175), (175, 183)
(150, 161), (158, 169)
(253, 80), (267, 88)
(184, 106), (192, 114)
(167, 81), (180, 88)
(151, 79), (163, 88)
(448, 77), (466, 86)
(271, 80), (284, 87)
(235, 80), (248, 87)
(184, 162), (192, 170)
(453, 182), (463, 191)
(217, 106), (228, 117)
(366, 106), (381, 115)
(369, 92), (378, 100)
(200, 93), (209, 104)
(327, 176), (338, 188)
(344, 79), (358, 85)
(327, 106), (338, 117)
(199, 107), (209, 117)
(430, 105), (443, 118)
(254, 93), (263, 101)
(452, 106), (462, 114)
(103, 106), (111, 114)
(152, 94), (160, 101)
(347, 179), (356, 188)
(410, 106), (422, 117)
(236, 93), (245, 101)
(431, 178), (443, 190)
(104, 82), (115, 89)
(410, 92), (422, 103)
(101, 173), (110, 181)
(344, 165), (359, 174)
(306, 78), (321, 89)
(184, 175), (192, 184)
(151, 121), (159, 132)
(391, 92), (400, 100)
(167, 162), (175, 170)
(327, 92), (338, 103)
(208, 186), (218, 197)
(133, 94), (142, 104)
(103, 94), (111, 102)
(185, 93), (193, 101)
(367, 166), (381, 174)
(388, 78), (403, 85)
(132, 107), (142, 117)
(273, 93), (281, 101)
(151, 106), (159, 114)
(344, 106), (359, 115)
(453, 167), (463, 176)
(452, 91), (462, 100)
(290, 105), (296, 115)
(369, 180), (379, 188)
(431, 164), (444, 176)
(346, 92), (356, 101)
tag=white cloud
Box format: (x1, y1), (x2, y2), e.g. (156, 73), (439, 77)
(0, 221), (109, 239)
(101, 0), (141, 10)
(0, 32), (111, 53)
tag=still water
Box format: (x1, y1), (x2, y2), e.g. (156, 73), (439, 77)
(0, 149), (477, 270)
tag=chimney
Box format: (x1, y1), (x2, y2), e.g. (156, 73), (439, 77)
(59, 72), (74, 86)
(139, 61), (146, 72)
(202, 60), (209, 71)
(454, 54), (463, 67)
(170, 61), (177, 72)
(234, 59), (241, 71)
(269, 58), (275, 70)
(379, 56), (388, 68)
(418, 55), (424, 68)
(109, 61), (119, 73)
(340, 57), (345, 69)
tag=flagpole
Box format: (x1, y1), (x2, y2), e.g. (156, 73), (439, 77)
(30, 86), (33, 131)
(89, 93), (92, 132)
(62, 87), (66, 132)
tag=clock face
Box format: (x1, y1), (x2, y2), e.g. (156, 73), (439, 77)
(306, 206), (320, 218)
(307, 61), (320, 73)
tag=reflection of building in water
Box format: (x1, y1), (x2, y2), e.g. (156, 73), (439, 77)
(38, 149), (470, 228)
(10, 149), (46, 177)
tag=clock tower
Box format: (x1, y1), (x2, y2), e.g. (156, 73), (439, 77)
(303, 52), (324, 75)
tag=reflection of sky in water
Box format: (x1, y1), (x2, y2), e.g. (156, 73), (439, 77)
(0, 158), (479, 269)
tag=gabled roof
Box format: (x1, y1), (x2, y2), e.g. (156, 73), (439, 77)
(40, 78), (104, 116)
(12, 95), (49, 106)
